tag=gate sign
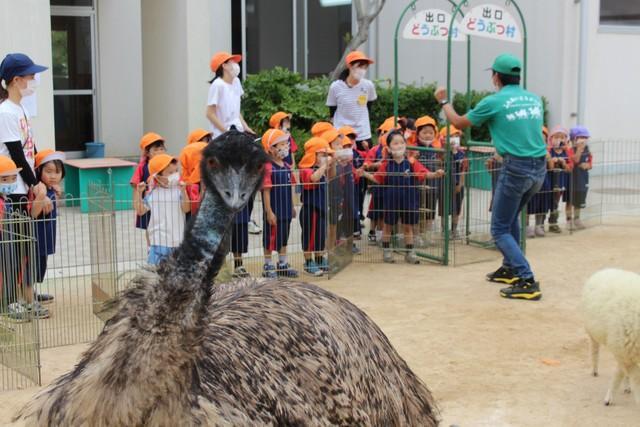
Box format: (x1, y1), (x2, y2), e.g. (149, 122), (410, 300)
(403, 9), (464, 42)
(459, 4), (522, 43)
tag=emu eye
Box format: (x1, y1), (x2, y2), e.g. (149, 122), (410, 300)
(224, 191), (232, 198)
(240, 192), (247, 199)
(208, 157), (219, 169)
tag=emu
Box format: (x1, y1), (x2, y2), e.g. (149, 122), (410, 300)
(15, 131), (438, 426)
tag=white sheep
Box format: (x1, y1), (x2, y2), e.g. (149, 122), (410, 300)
(581, 268), (640, 406)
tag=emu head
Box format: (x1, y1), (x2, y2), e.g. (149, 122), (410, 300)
(200, 130), (268, 211)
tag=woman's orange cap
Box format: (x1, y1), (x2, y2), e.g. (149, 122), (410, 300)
(261, 129), (289, 151)
(35, 149), (66, 169)
(140, 132), (165, 150)
(148, 154), (177, 176)
(269, 111), (292, 129)
(311, 121), (334, 137)
(0, 156), (21, 176)
(415, 116), (437, 130)
(187, 128), (211, 145)
(338, 126), (357, 139)
(299, 137), (335, 169)
(210, 51), (242, 73)
(345, 51), (374, 65)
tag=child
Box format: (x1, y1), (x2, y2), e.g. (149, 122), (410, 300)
(134, 154), (190, 265)
(269, 111), (298, 167)
(547, 126), (572, 233)
(130, 132), (167, 244)
(298, 137), (334, 276)
(179, 128), (211, 221)
(311, 121), (334, 138)
(567, 126), (593, 230)
(376, 130), (444, 263)
(438, 125), (468, 239)
(0, 156), (49, 320)
(321, 128), (343, 256)
(339, 126), (364, 246)
(413, 116), (441, 240)
(526, 127), (554, 238)
(261, 129), (298, 278)
(31, 149), (66, 304)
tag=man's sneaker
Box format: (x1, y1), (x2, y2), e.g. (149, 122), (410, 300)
(262, 263), (277, 279)
(35, 293), (54, 304)
(405, 251), (420, 264)
(574, 218), (586, 230)
(548, 224), (562, 233)
(486, 266), (518, 284)
(383, 249), (395, 263)
(526, 226), (535, 238)
(232, 266), (250, 278)
(304, 261), (324, 277)
(352, 244), (361, 255)
(7, 302), (30, 322)
(277, 262), (299, 278)
(248, 220), (262, 234)
(500, 278), (542, 301)
(27, 302), (50, 319)
(534, 225), (545, 237)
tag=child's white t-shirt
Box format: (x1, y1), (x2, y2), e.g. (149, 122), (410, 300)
(207, 77), (244, 137)
(0, 99), (36, 194)
(326, 78), (377, 141)
(144, 185), (185, 248)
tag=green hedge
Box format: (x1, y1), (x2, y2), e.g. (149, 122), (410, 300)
(242, 67), (548, 157)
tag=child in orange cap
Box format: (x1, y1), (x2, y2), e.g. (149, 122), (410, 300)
(206, 51), (254, 137)
(134, 154), (190, 265)
(179, 129), (211, 221)
(30, 149), (67, 305)
(299, 137), (335, 276)
(130, 132), (167, 241)
(311, 121), (334, 138)
(269, 111), (298, 167)
(438, 125), (468, 239)
(414, 115), (441, 240)
(260, 129), (298, 279)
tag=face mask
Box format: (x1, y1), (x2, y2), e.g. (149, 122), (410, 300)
(276, 147), (289, 159)
(450, 137), (461, 147)
(167, 172), (180, 186)
(351, 67), (366, 81)
(0, 182), (17, 195)
(390, 147), (406, 159)
(19, 79), (38, 97)
(226, 62), (240, 78)
(336, 149), (353, 161)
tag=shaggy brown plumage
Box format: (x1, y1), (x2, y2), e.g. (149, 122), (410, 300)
(15, 131), (438, 426)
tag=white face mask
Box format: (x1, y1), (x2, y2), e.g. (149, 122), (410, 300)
(167, 172), (180, 186)
(351, 67), (366, 81)
(391, 147), (406, 159)
(0, 182), (17, 195)
(19, 79), (38, 97)
(276, 147), (289, 159)
(450, 137), (461, 147)
(226, 62), (240, 78)
(336, 149), (353, 161)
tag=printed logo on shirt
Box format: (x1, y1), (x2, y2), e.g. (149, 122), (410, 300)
(502, 96), (542, 122)
(19, 116), (34, 160)
(357, 94), (367, 106)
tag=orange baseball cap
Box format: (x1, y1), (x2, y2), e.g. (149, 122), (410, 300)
(439, 125), (462, 138)
(321, 128), (340, 144)
(261, 129), (289, 151)
(140, 132), (165, 150)
(187, 128), (212, 145)
(345, 51), (374, 65)
(299, 137), (335, 169)
(338, 126), (357, 139)
(35, 149), (66, 169)
(269, 111), (292, 129)
(311, 121), (334, 137)
(415, 116), (437, 130)
(210, 51), (242, 73)
(377, 117), (399, 133)
(0, 156), (21, 176)
(148, 153), (177, 176)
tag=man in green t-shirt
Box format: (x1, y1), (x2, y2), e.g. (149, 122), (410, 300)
(434, 54), (547, 301)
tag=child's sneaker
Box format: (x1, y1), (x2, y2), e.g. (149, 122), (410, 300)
(351, 244), (361, 255)
(367, 231), (377, 246)
(414, 235), (428, 248)
(248, 220), (262, 234)
(534, 225), (545, 237)
(27, 302), (50, 319)
(566, 219), (575, 231)
(262, 263), (277, 279)
(232, 266), (250, 278)
(548, 224), (562, 233)
(36, 293), (55, 304)
(526, 226), (535, 238)
(318, 258), (330, 273)
(304, 260), (324, 277)
(7, 302), (30, 322)
(383, 249), (395, 263)
(574, 218), (586, 230)
(451, 229), (461, 240)
(405, 251), (420, 264)
(276, 262), (299, 278)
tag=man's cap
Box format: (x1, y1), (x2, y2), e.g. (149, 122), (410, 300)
(269, 111), (292, 129)
(187, 128), (211, 145)
(0, 156), (21, 176)
(311, 121), (334, 137)
(415, 116), (437, 130)
(35, 149), (66, 169)
(299, 137), (334, 169)
(570, 126), (591, 139)
(148, 154), (177, 176)
(261, 129), (289, 151)
(140, 132), (165, 150)
(346, 51), (374, 66)
(0, 53), (48, 82)
(210, 51), (242, 73)
(490, 54), (522, 76)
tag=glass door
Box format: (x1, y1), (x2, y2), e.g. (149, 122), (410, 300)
(50, 3), (97, 153)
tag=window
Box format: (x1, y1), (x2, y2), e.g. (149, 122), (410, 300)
(600, 0), (640, 26)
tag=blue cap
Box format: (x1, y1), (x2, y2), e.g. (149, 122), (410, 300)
(0, 53), (48, 82)
(570, 125), (590, 139)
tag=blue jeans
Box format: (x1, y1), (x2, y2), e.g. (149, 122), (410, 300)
(491, 155), (547, 279)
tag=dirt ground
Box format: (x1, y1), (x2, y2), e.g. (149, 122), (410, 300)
(1, 220), (639, 426)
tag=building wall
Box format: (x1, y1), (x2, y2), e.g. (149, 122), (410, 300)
(0, 0), (56, 151)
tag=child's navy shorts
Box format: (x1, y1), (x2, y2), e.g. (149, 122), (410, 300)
(383, 206), (419, 226)
(300, 206), (326, 252)
(263, 219), (292, 252)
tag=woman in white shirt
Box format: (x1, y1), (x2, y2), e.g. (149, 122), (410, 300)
(206, 52), (255, 138)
